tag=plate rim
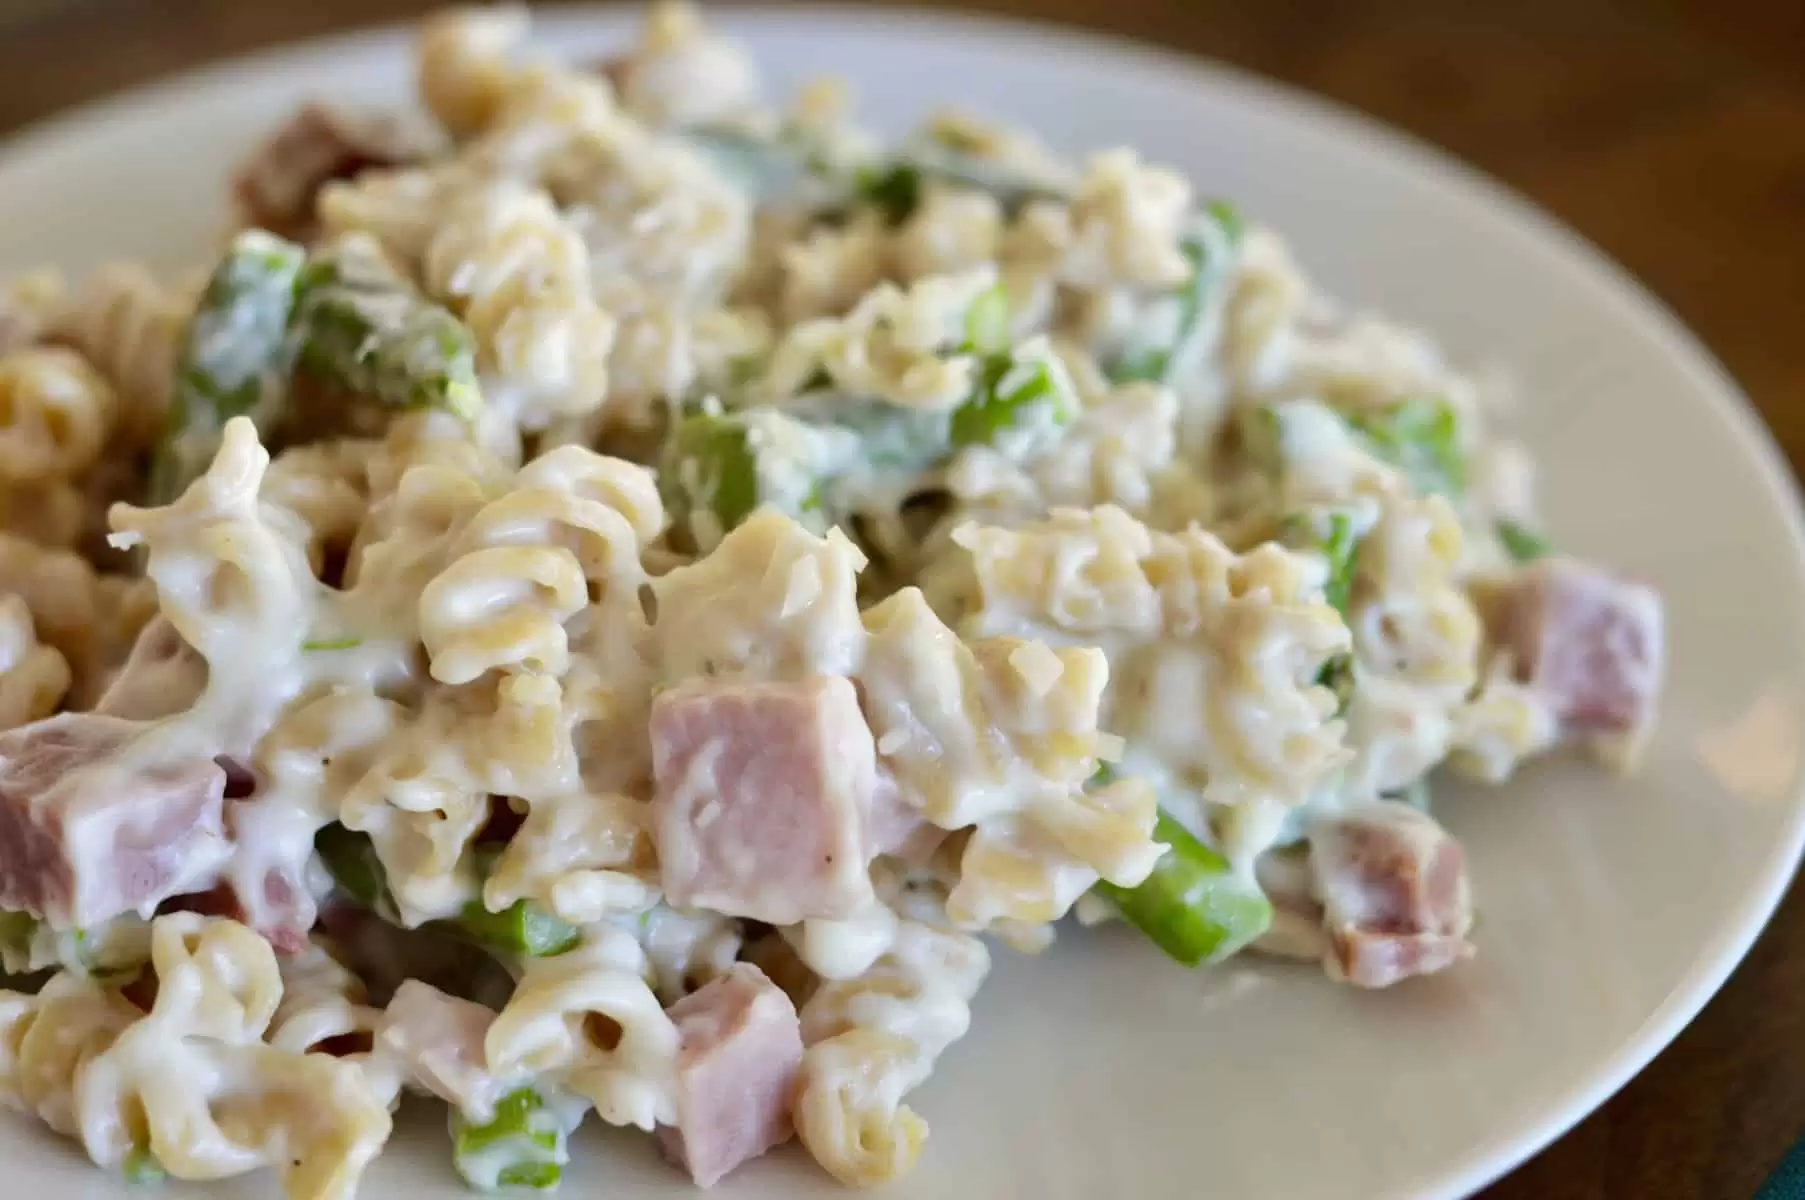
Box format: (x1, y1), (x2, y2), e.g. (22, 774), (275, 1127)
(2, 6), (1803, 1197)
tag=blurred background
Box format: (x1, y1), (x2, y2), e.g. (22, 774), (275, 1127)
(0, 1), (1801, 1197)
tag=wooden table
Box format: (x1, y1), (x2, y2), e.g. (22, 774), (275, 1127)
(2, 1), (1800, 1196)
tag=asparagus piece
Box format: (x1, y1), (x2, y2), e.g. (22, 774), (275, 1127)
(1349, 395), (1466, 498)
(1109, 199), (1245, 385)
(292, 245), (481, 419)
(948, 352), (1075, 448)
(1283, 509), (1360, 617)
(962, 282), (1012, 357)
(151, 233), (482, 504)
(1496, 519), (1552, 563)
(455, 893), (580, 960)
(1094, 810), (1273, 967)
(669, 412), (763, 532)
(450, 1087), (571, 1192)
(314, 823), (394, 916)
(313, 825), (577, 957)
(151, 230), (308, 502)
(852, 143), (1069, 225)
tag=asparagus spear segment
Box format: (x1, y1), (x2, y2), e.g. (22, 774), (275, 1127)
(670, 412), (763, 532)
(313, 825), (577, 957)
(152, 230), (308, 502)
(1108, 199), (1245, 385)
(450, 1087), (571, 1192)
(1282, 509), (1360, 617)
(455, 893), (580, 959)
(1349, 395), (1466, 498)
(1094, 810), (1273, 967)
(151, 233), (482, 504)
(292, 244), (481, 419)
(314, 822), (394, 916)
(948, 352), (1076, 448)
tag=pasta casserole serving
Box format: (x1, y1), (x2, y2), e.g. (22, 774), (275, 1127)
(0, 4), (1667, 1196)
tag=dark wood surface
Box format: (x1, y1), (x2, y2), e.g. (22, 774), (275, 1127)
(1, 2), (1801, 1196)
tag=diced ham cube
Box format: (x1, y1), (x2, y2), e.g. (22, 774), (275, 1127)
(1309, 801), (1473, 988)
(1496, 557), (1664, 742)
(868, 770), (943, 862)
(166, 871), (311, 958)
(658, 963), (803, 1188)
(379, 979), (509, 1119)
(650, 677), (878, 925)
(0, 712), (230, 927)
(232, 104), (423, 240)
(95, 616), (207, 721)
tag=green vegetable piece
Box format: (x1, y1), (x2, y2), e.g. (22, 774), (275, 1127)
(301, 636), (363, 652)
(152, 230), (309, 503)
(456, 896), (580, 959)
(1109, 200), (1244, 385)
(1317, 654), (1355, 714)
(672, 413), (761, 531)
(317, 826), (576, 958)
(1318, 512), (1359, 616)
(1203, 197), (1247, 247)
(962, 283), (1012, 357)
(498, 1163), (562, 1191)
(1496, 519), (1552, 563)
(1349, 396), (1466, 498)
(854, 162), (924, 224)
(293, 250), (482, 420)
(949, 355), (1074, 447)
(123, 1145), (165, 1185)
(452, 1088), (569, 1193)
(1094, 811), (1273, 967)
(314, 823), (392, 914)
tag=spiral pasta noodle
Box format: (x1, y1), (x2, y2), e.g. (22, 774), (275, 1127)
(49, 263), (193, 452)
(423, 180), (615, 431)
(0, 593), (70, 730)
(956, 504), (1352, 811)
(71, 916), (393, 1200)
(794, 923), (990, 1186)
(419, 445), (661, 685)
(484, 923), (678, 1130)
(0, 345), (116, 483)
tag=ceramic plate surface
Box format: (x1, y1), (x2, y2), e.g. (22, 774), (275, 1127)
(0, 8), (1800, 1199)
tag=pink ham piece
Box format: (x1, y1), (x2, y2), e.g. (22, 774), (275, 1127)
(868, 770), (944, 863)
(0, 712), (230, 927)
(232, 104), (422, 240)
(658, 963), (803, 1188)
(649, 676), (878, 925)
(379, 979), (507, 1118)
(1496, 557), (1664, 741)
(1309, 801), (1474, 988)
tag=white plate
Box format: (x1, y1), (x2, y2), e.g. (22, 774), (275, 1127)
(3, 8), (1803, 1199)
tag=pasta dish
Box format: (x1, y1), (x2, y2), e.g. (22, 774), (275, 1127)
(0, 4), (1666, 1195)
